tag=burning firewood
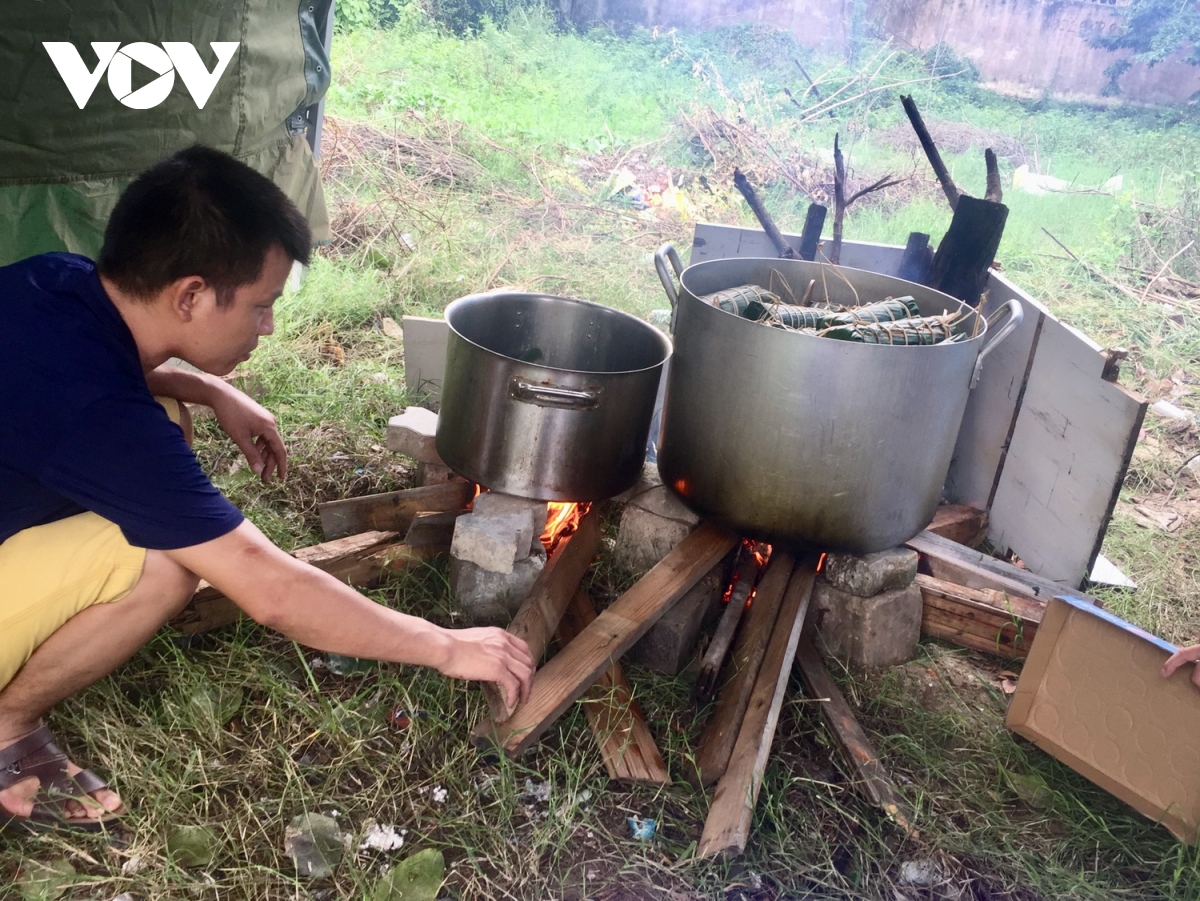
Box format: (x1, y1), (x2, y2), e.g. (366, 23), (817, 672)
(694, 541), (771, 702)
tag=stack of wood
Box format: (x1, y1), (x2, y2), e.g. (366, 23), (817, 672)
(171, 477), (1100, 859)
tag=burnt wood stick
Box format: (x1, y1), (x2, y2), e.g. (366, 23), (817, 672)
(694, 544), (764, 701)
(928, 194), (1009, 307)
(556, 590), (669, 784)
(483, 506), (604, 723)
(831, 134), (847, 264)
(900, 94), (960, 211)
(732, 168), (798, 259)
(693, 549), (797, 786)
(898, 232), (932, 286)
(798, 203), (827, 261)
(984, 148), (1003, 203)
(474, 522), (739, 756)
(792, 59), (837, 119)
(794, 637), (917, 836)
(697, 562), (816, 858)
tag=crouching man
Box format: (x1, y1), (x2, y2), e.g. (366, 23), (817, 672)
(0, 145), (534, 832)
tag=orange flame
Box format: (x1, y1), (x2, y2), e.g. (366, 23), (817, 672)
(541, 501), (588, 552)
(816, 552), (828, 573)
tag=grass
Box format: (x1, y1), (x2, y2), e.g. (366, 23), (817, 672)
(6, 11), (1200, 900)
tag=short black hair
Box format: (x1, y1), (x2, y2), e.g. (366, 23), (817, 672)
(98, 144), (312, 305)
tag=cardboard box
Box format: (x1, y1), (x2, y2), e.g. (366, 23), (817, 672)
(1007, 596), (1200, 843)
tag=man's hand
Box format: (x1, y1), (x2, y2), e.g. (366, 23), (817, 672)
(437, 628), (536, 710)
(208, 383), (287, 483)
(1162, 640), (1200, 690)
(146, 364), (287, 483)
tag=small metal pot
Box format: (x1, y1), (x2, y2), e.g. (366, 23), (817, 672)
(436, 291), (672, 501)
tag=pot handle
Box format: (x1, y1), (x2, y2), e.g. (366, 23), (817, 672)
(971, 299), (1024, 388)
(511, 379), (602, 411)
(654, 244), (684, 329)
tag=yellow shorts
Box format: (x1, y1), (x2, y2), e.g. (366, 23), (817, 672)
(0, 396), (186, 690)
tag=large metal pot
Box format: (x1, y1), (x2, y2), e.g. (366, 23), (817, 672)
(654, 246), (1021, 552)
(436, 291), (672, 501)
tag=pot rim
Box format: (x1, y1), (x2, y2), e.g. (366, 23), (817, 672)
(679, 257), (985, 350)
(444, 290), (673, 376)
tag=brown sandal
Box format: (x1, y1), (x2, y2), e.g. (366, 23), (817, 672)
(0, 725), (124, 833)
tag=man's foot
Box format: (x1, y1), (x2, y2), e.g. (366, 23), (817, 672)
(0, 725), (124, 831)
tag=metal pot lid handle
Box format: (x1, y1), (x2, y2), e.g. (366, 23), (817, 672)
(654, 244), (684, 332)
(971, 299), (1024, 388)
(510, 378), (603, 411)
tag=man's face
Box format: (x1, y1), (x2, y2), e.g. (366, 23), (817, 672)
(186, 244), (291, 375)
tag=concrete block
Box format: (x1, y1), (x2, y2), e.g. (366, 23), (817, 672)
(614, 502), (697, 576)
(823, 547), (918, 598)
(472, 493), (547, 539)
(401, 316), (449, 408)
(450, 551), (545, 627)
(812, 579), (922, 670)
(416, 461), (465, 486)
(386, 407), (443, 464)
(613, 461), (664, 504)
(450, 512), (535, 574)
(625, 568), (725, 674)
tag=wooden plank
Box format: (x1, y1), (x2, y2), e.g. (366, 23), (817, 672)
(697, 562), (816, 858)
(925, 504), (989, 549)
(401, 315), (450, 408)
(556, 590), (669, 785)
(987, 314), (1148, 586)
(483, 507), (604, 722)
(794, 637), (916, 835)
(476, 522), (738, 756)
(402, 509), (466, 551)
(922, 608), (1036, 659)
(170, 532), (427, 635)
(907, 530), (1102, 605)
(318, 481), (475, 540)
(693, 549), (797, 786)
(694, 544), (765, 701)
(915, 573), (1044, 624)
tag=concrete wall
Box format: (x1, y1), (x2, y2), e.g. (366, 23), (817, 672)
(581, 0), (1200, 104)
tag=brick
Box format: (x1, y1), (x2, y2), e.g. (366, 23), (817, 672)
(823, 547), (918, 598)
(416, 461), (465, 486)
(386, 407), (442, 464)
(812, 579), (922, 669)
(614, 502), (697, 576)
(624, 568), (724, 674)
(450, 552), (545, 627)
(450, 511), (535, 574)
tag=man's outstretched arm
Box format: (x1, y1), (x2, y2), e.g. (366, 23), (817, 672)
(167, 520), (536, 708)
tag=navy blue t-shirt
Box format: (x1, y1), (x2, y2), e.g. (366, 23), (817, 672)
(0, 253), (244, 550)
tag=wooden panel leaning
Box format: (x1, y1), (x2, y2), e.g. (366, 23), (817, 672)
(475, 521), (739, 757)
(697, 560), (816, 858)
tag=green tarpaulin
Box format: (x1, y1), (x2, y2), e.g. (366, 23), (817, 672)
(0, 1), (332, 265)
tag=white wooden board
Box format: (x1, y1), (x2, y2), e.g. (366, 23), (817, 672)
(988, 315), (1146, 585)
(401, 315), (449, 409)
